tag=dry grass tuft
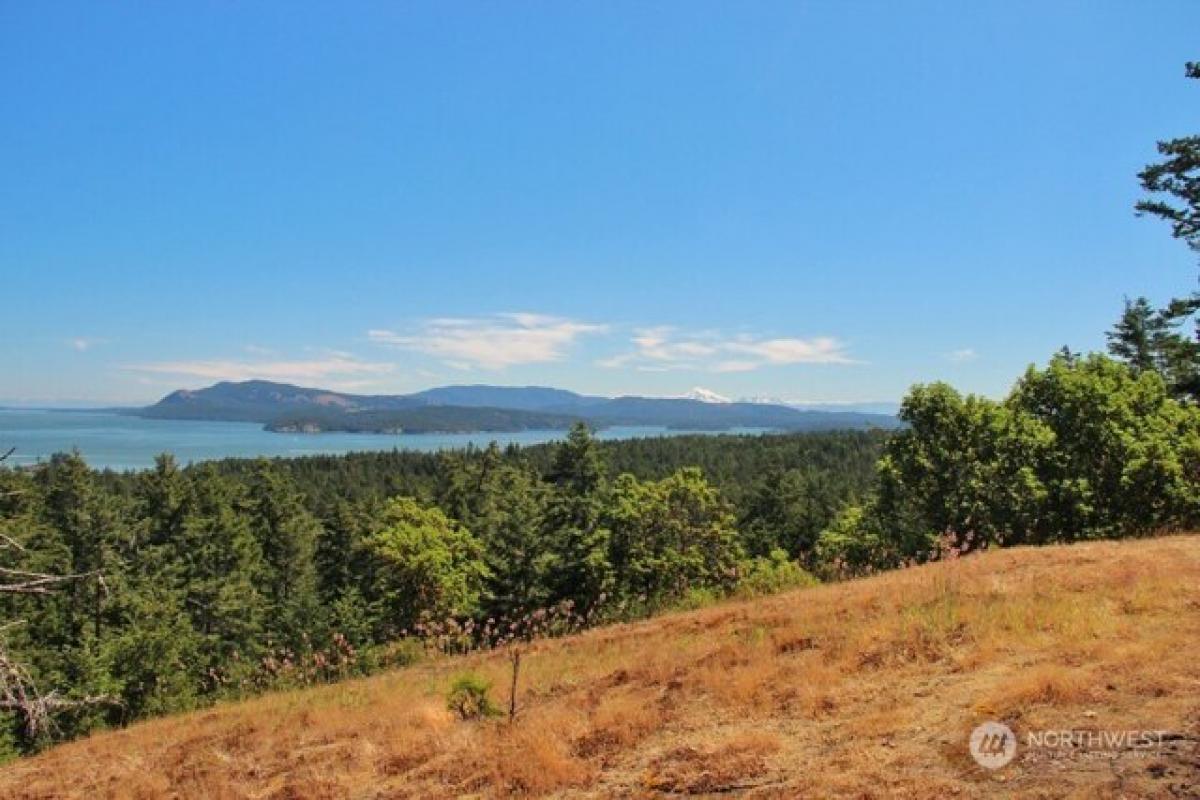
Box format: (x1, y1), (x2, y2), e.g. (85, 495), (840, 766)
(2, 535), (1199, 798)
(981, 665), (1100, 719)
(642, 730), (783, 794)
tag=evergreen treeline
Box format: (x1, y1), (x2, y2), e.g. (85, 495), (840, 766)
(0, 428), (883, 756)
(201, 429), (886, 515)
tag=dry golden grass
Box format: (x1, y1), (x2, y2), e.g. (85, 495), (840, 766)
(3, 535), (1199, 799)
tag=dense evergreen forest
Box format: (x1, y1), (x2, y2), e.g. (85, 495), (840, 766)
(0, 428), (883, 756)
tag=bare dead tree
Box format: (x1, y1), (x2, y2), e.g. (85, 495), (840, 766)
(0, 640), (110, 740)
(0, 447), (113, 740)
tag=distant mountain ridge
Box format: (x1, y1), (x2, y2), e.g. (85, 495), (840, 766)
(739, 397), (902, 415)
(407, 384), (607, 411)
(140, 381), (421, 422)
(137, 380), (901, 434)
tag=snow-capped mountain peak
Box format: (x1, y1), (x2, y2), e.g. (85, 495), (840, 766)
(680, 387), (732, 404)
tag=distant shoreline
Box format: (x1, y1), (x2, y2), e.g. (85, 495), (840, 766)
(0, 409), (794, 471)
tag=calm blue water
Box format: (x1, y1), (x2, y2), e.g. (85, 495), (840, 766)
(0, 410), (766, 472)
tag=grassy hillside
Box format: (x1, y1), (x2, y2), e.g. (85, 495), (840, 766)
(4, 536), (1198, 799)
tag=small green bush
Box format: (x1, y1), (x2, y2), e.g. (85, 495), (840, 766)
(737, 548), (819, 597)
(815, 505), (898, 578)
(445, 672), (499, 720)
(674, 586), (721, 611)
(359, 638), (425, 673)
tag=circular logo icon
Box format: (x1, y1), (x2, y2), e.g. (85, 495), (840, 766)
(969, 721), (1017, 769)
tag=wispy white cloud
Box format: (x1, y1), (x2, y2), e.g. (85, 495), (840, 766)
(68, 337), (106, 352)
(243, 344), (276, 356)
(599, 327), (855, 372)
(725, 336), (851, 365)
(946, 348), (978, 363)
(369, 313), (607, 370)
(124, 353), (394, 388)
(712, 359), (760, 373)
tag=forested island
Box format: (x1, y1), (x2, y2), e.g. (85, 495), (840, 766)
(264, 406), (582, 434)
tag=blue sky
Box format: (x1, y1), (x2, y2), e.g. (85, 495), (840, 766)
(2, 2), (1197, 405)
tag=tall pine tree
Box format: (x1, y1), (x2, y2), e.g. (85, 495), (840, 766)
(543, 424), (613, 612)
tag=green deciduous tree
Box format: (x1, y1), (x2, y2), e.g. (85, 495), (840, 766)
(367, 497), (488, 633)
(1008, 352), (1200, 539)
(814, 504), (894, 577)
(606, 468), (742, 604)
(827, 353), (1200, 570)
